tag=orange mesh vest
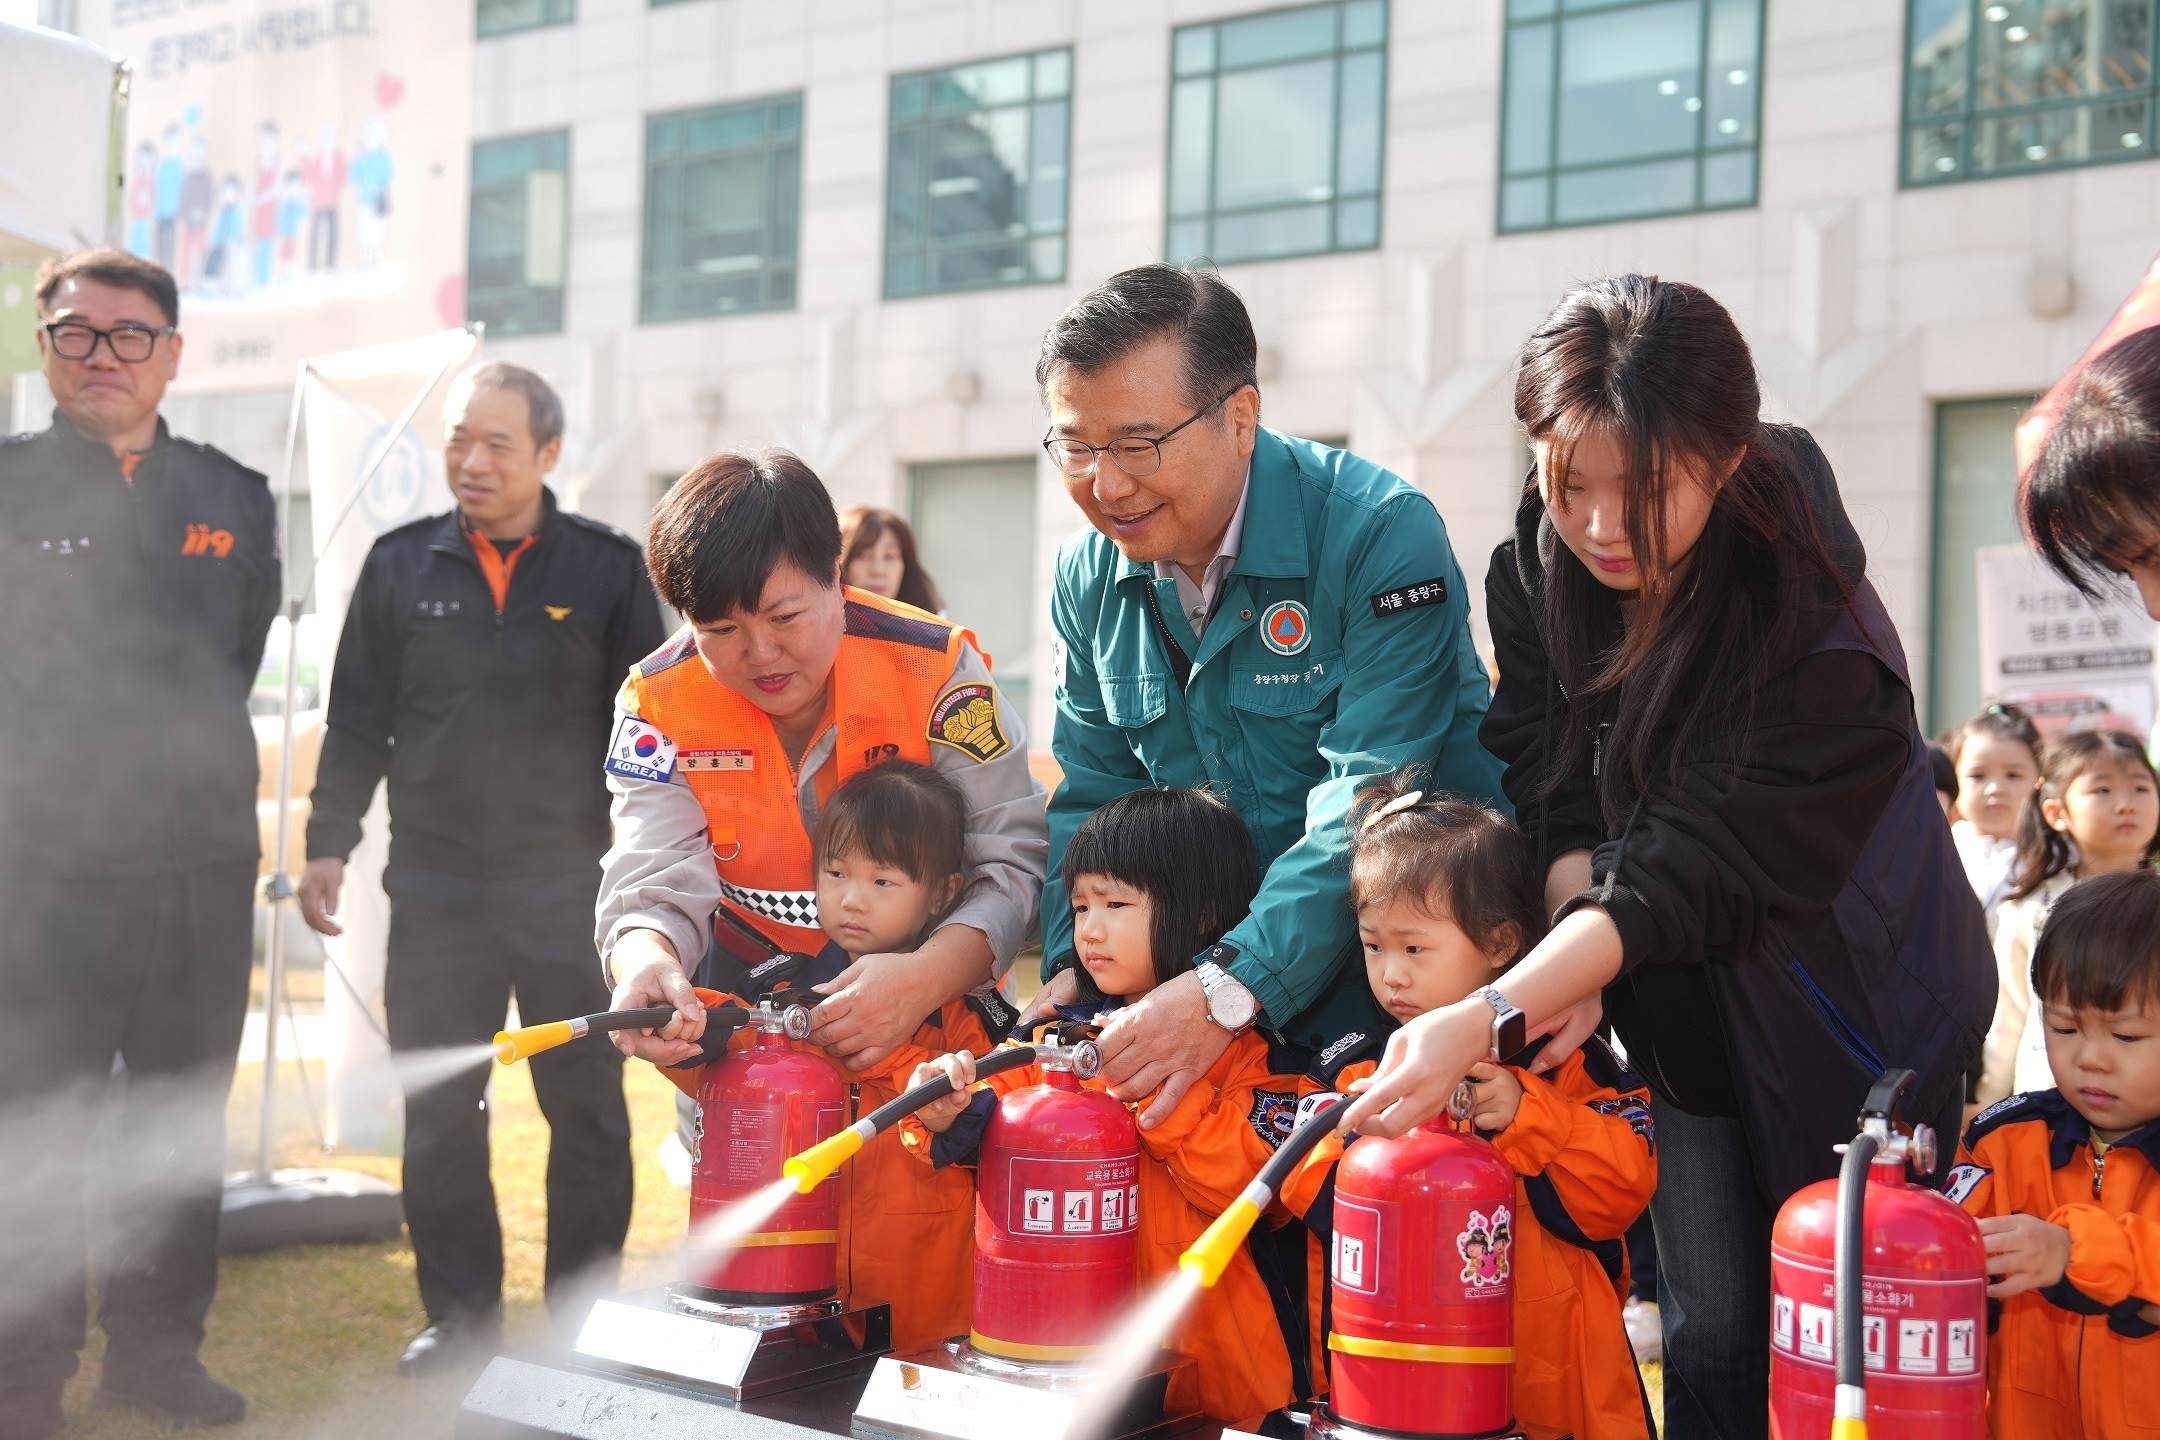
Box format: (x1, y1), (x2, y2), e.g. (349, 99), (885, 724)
(625, 588), (975, 953)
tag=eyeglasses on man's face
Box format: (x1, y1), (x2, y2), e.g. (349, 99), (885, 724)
(44, 320), (175, 364)
(1042, 382), (1247, 480)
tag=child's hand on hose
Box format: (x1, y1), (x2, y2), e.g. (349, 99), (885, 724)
(1463, 1061), (1525, 1131)
(909, 1052), (978, 1133)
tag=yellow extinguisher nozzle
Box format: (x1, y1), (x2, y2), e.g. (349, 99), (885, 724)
(1829, 1421), (1869, 1440)
(783, 1126), (867, 1194)
(1179, 1194), (1266, 1288)
(493, 1020), (576, 1065)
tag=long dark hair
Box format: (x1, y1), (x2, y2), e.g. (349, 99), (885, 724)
(837, 506), (942, 613)
(2022, 326), (2160, 598)
(1060, 787), (1258, 1000)
(2006, 728), (2160, 901)
(1514, 274), (1855, 827)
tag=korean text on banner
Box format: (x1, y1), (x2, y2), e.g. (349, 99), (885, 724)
(1975, 543), (2158, 741)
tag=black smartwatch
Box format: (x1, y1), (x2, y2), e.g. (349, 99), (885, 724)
(1474, 986), (1528, 1060)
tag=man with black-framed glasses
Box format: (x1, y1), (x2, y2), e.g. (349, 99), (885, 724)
(0, 249), (275, 1434)
(1025, 263), (1505, 1133)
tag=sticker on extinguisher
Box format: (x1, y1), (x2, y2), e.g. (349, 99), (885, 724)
(1770, 1254), (1986, 1380)
(1002, 1153), (1139, 1238)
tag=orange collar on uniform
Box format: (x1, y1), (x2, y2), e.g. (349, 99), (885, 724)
(463, 524), (539, 611)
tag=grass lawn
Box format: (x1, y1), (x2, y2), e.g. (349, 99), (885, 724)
(59, 987), (1664, 1437)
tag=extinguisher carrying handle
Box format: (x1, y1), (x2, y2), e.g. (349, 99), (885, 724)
(1858, 1067), (1918, 1131)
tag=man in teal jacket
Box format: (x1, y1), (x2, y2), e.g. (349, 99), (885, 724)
(1031, 264), (1503, 1125)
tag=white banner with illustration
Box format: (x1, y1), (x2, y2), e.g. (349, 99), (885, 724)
(74, 0), (471, 391)
(1975, 543), (2158, 741)
(298, 327), (479, 1151)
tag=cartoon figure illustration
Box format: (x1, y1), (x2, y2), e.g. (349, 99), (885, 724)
(1457, 1206), (1514, 1290)
(179, 132), (214, 290)
(127, 141), (156, 259)
(349, 114), (394, 268)
(206, 174), (244, 296)
(277, 169), (307, 283)
(153, 122), (185, 271)
(304, 119), (346, 272)
(251, 120), (281, 293)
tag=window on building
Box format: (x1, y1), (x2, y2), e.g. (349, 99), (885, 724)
(1904, 1), (2157, 185)
(1930, 396), (2037, 731)
(1165, 0), (1388, 266)
(910, 459), (1040, 721)
(468, 131), (570, 339)
(1498, 0), (1763, 233)
(478, 0), (574, 38)
(642, 95), (802, 323)
(885, 49), (1071, 300)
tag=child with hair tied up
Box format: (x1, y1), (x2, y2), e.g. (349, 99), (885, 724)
(1978, 731), (2160, 1106)
(1297, 774), (1658, 1440)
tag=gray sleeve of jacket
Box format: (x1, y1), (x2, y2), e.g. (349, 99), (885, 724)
(594, 700), (718, 983)
(932, 641), (1049, 979)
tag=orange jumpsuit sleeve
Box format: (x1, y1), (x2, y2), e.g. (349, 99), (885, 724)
(1137, 1043), (1327, 1218)
(1486, 1053), (1657, 1242)
(1949, 1131), (2008, 1219)
(2049, 1205), (2160, 1310)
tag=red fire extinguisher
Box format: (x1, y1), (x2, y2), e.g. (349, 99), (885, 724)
(969, 1035), (1139, 1363)
(1769, 1069), (1987, 1440)
(687, 995), (848, 1303)
(1324, 1097), (1520, 1439)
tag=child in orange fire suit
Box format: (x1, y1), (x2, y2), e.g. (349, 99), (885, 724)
(905, 787), (1328, 1429)
(659, 761), (1005, 1350)
(1949, 869), (2160, 1439)
(1297, 775), (1658, 1440)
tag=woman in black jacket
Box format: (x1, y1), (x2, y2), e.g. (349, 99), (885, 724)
(1338, 275), (1993, 1439)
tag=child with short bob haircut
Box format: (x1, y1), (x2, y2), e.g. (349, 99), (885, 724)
(1978, 730), (2160, 1105)
(661, 760), (1005, 1353)
(1299, 773), (1658, 1440)
(904, 787), (1329, 1429)
(1951, 869), (2160, 1439)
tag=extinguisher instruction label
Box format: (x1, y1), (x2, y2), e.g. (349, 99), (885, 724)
(1770, 1255), (1987, 1381)
(1002, 1153), (1139, 1239)
(1332, 1198), (1382, 1297)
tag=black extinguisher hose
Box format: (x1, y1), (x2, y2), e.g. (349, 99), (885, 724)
(859, 1043), (1055, 1132)
(1832, 1123), (1886, 1437)
(1183, 1096), (1347, 1287)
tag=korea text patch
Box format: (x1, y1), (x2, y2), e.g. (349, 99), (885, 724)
(1370, 577), (1449, 618)
(929, 681), (1012, 763)
(605, 715), (679, 782)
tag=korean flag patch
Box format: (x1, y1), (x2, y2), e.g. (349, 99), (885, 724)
(1940, 1163), (1990, 1206)
(605, 715), (679, 783)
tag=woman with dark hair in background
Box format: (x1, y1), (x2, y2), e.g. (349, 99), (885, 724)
(1337, 274), (1993, 1439)
(2022, 323), (2160, 617)
(839, 505), (944, 613)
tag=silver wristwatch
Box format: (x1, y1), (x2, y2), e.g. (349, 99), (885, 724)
(1195, 960), (1258, 1034)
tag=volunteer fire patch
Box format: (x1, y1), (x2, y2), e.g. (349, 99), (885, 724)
(605, 715), (678, 782)
(1940, 1163), (1990, 1206)
(1249, 1089), (1299, 1148)
(929, 681), (1011, 762)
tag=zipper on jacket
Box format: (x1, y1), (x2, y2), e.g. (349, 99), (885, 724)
(1786, 955), (1887, 1076)
(2092, 1146), (2107, 1200)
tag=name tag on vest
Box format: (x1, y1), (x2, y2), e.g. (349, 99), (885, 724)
(680, 749), (755, 772)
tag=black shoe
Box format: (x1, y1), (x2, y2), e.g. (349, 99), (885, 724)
(397, 1315), (501, 1378)
(92, 1356), (246, 1427)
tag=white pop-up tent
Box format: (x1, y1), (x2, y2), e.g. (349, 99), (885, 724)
(0, 18), (124, 262)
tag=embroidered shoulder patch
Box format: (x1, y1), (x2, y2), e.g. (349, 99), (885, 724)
(1940, 1163), (1991, 1206)
(1589, 1093), (1656, 1148)
(1248, 1089), (1300, 1148)
(929, 681), (1012, 763)
(604, 714), (679, 783)
(1370, 578), (1449, 617)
